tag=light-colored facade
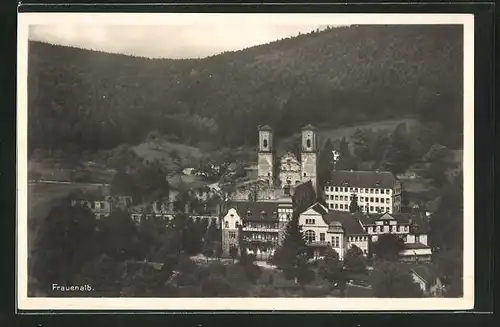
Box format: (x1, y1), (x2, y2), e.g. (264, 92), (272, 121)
(301, 125), (319, 192)
(358, 212), (432, 262)
(221, 199), (293, 259)
(257, 125), (275, 186)
(298, 203), (369, 261)
(323, 170), (402, 214)
(278, 152), (303, 188)
(254, 124), (319, 198)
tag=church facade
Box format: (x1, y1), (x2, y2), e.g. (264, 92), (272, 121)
(257, 124), (319, 194)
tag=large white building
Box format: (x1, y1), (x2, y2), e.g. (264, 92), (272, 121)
(323, 170), (402, 214)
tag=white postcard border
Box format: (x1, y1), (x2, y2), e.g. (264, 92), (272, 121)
(17, 13), (475, 311)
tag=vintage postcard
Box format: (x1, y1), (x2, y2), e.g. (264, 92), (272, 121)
(17, 12), (474, 311)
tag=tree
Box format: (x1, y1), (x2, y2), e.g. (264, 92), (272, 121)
(344, 245), (367, 273)
(429, 181), (463, 251)
(292, 180), (317, 214)
(372, 234), (405, 262)
(317, 247), (343, 284)
(372, 262), (423, 297)
(423, 144), (451, 187)
(229, 245), (238, 264)
(384, 123), (412, 174)
(31, 203), (99, 291)
(98, 210), (143, 261)
(352, 128), (371, 161)
(318, 138), (335, 188)
(349, 194), (360, 213)
(433, 247), (463, 297)
(335, 137), (358, 171)
(273, 212), (308, 283)
(72, 254), (123, 297)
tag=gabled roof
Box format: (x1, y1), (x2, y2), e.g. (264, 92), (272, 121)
(378, 213), (395, 220)
(258, 125), (273, 131)
(226, 201), (279, 222)
(326, 170), (397, 189)
(404, 243), (431, 250)
(302, 124), (318, 131)
(411, 265), (438, 284)
(323, 212), (367, 235)
(307, 202), (329, 215)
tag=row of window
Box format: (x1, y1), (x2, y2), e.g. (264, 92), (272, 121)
(325, 186), (392, 195)
(329, 203), (391, 212)
(304, 230), (340, 247)
(305, 218), (315, 225)
(368, 225), (409, 233)
(326, 195), (391, 204)
(348, 236), (368, 242)
(246, 234), (278, 241)
(245, 223), (279, 229)
(224, 221), (279, 229)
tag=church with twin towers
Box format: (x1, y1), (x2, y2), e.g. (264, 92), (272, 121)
(257, 124), (319, 194)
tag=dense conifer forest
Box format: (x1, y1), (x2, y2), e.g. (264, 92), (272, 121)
(28, 24), (463, 157)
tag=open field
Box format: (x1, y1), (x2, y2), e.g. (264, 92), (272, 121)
(132, 140), (204, 170)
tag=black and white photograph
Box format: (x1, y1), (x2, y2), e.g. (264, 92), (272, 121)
(17, 13), (474, 311)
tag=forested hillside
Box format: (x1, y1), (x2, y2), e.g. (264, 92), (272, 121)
(27, 24), (463, 157)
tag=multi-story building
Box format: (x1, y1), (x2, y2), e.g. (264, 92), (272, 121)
(357, 212), (432, 262)
(298, 203), (369, 260)
(71, 195), (133, 219)
(221, 198), (293, 259)
(323, 170), (402, 214)
(296, 202), (431, 262)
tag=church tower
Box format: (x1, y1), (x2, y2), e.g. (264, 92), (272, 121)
(257, 125), (274, 186)
(301, 124), (318, 192)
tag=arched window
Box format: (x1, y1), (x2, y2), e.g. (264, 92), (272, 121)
(263, 139), (268, 148)
(305, 230), (316, 243)
(303, 173), (307, 177)
(224, 221), (229, 228)
(306, 139), (311, 148)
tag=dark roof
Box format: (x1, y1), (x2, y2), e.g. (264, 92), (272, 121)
(310, 203), (328, 215)
(357, 212), (412, 226)
(302, 124), (318, 131)
(226, 201), (279, 221)
(404, 242), (431, 250)
(326, 170), (397, 189)
(411, 265), (438, 284)
(323, 212), (367, 235)
(258, 125), (273, 131)
(292, 180), (316, 212)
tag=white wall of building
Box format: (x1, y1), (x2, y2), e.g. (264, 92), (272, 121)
(324, 185), (396, 214)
